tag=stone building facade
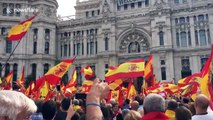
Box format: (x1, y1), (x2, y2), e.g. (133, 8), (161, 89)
(0, 0), (213, 86)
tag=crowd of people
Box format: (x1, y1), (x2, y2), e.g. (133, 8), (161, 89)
(0, 79), (213, 120)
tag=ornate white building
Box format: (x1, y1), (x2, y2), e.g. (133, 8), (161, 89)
(0, 0), (213, 87)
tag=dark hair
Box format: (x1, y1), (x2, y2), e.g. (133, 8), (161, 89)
(135, 96), (143, 105)
(125, 99), (130, 104)
(167, 100), (178, 110)
(175, 106), (192, 120)
(42, 100), (57, 120)
(182, 97), (190, 104)
(34, 100), (44, 113)
(61, 98), (70, 111)
(101, 106), (113, 120)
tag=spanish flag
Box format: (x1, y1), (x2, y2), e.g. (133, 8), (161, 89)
(127, 81), (137, 101)
(66, 68), (77, 88)
(109, 79), (123, 91)
(39, 58), (75, 85)
(81, 65), (96, 80)
(105, 59), (145, 82)
(81, 80), (94, 93)
(16, 66), (25, 88)
(7, 16), (36, 41)
(4, 70), (14, 90)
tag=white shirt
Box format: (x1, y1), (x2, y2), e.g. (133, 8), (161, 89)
(192, 112), (213, 120)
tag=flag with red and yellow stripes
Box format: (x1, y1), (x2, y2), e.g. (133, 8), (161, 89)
(81, 65), (96, 80)
(7, 16), (36, 41)
(38, 58), (75, 85)
(66, 68), (77, 88)
(81, 80), (94, 93)
(4, 70), (14, 90)
(16, 66), (25, 88)
(105, 59), (145, 82)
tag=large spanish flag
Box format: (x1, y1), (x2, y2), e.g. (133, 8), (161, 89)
(105, 59), (145, 82)
(38, 58), (75, 85)
(7, 16), (36, 41)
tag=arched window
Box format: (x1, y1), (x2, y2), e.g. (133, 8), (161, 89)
(43, 63), (49, 74)
(2, 3), (7, 16)
(45, 42), (49, 54)
(5, 63), (10, 76)
(13, 63), (18, 82)
(180, 32), (187, 47)
(159, 31), (164, 46)
(128, 41), (140, 53)
(33, 28), (38, 40)
(199, 30), (207, 46)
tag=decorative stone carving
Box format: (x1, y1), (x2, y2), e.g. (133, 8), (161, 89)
(119, 31), (149, 53)
(102, 0), (110, 17)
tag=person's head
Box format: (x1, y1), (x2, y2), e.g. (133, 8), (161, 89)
(124, 99), (130, 105)
(167, 99), (178, 111)
(112, 103), (119, 112)
(143, 93), (165, 114)
(42, 100), (57, 120)
(175, 106), (192, 120)
(182, 97), (190, 104)
(34, 100), (44, 113)
(101, 105), (113, 120)
(61, 97), (70, 111)
(73, 99), (79, 106)
(131, 101), (139, 111)
(0, 90), (37, 120)
(194, 94), (210, 113)
(124, 110), (141, 120)
(135, 96), (143, 106)
(188, 103), (196, 116)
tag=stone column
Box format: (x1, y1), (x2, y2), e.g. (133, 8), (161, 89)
(190, 16), (196, 47)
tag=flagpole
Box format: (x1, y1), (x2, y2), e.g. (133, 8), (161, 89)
(2, 40), (22, 71)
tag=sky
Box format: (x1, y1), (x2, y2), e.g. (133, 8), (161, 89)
(57, 0), (77, 16)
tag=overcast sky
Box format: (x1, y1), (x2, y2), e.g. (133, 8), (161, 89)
(57, 0), (77, 16)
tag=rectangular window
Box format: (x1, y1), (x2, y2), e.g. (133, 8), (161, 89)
(77, 43), (81, 55)
(33, 42), (37, 54)
(159, 31), (164, 46)
(64, 44), (67, 57)
(86, 11), (89, 17)
(68, 44), (71, 56)
(188, 31), (191, 46)
(117, 5), (121, 11)
(198, 15), (204, 21)
(195, 30), (199, 46)
(73, 44), (76, 56)
(95, 41), (98, 54)
(6, 40), (12, 53)
(193, 16), (197, 22)
(82, 43), (84, 55)
(138, 2), (142, 8)
(124, 4), (128, 10)
(97, 10), (100, 15)
(105, 37), (109, 51)
(87, 42), (89, 55)
(44, 42), (49, 54)
(176, 33), (180, 47)
(32, 64), (37, 80)
(201, 57), (208, 70)
(207, 29), (211, 44)
(92, 11), (95, 17)
(131, 3), (135, 9)
(90, 42), (94, 55)
(145, 0), (149, 6)
(161, 67), (166, 80)
(105, 64), (109, 74)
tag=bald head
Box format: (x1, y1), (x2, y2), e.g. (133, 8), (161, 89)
(131, 101), (139, 111)
(194, 94), (209, 110)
